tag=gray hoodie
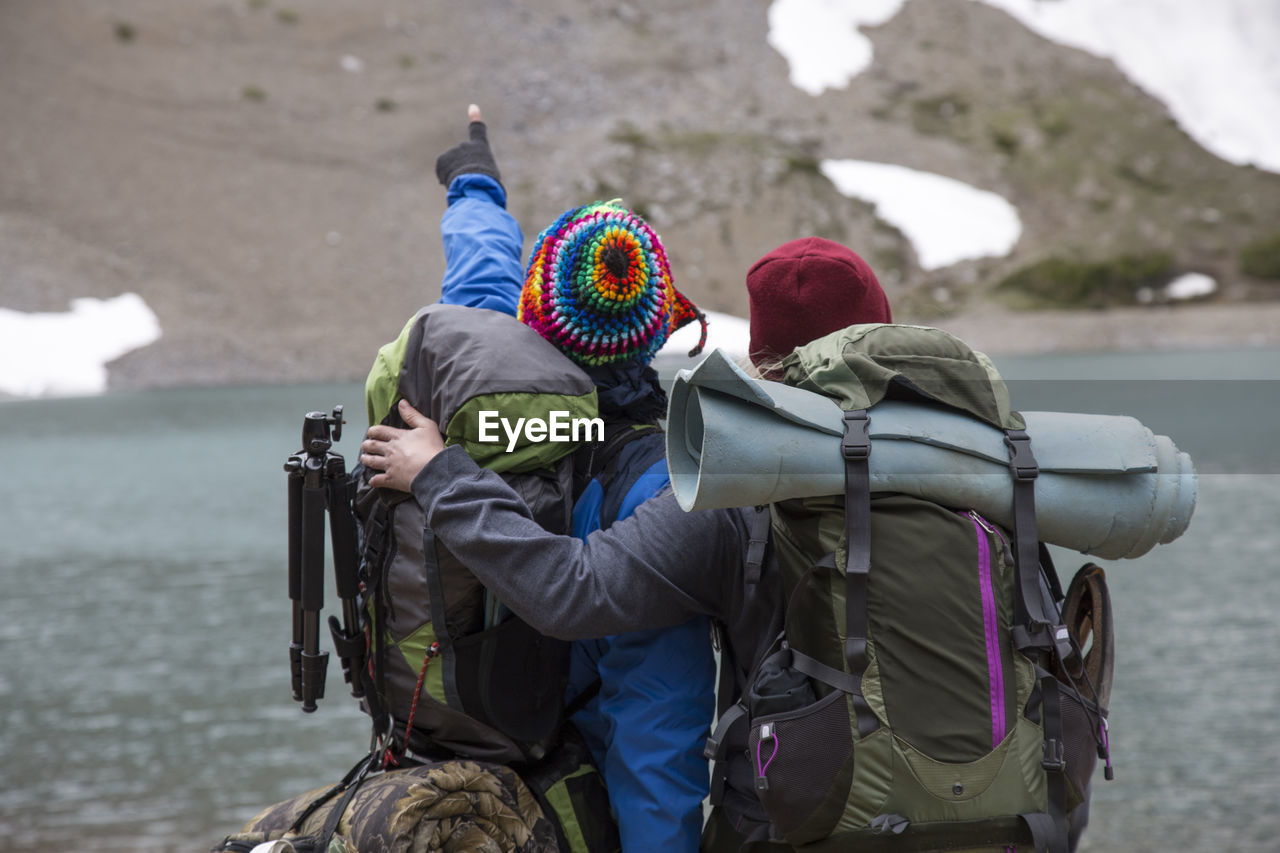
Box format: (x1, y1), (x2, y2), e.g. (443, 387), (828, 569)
(411, 443), (783, 834)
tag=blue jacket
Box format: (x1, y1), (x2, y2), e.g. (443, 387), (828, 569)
(439, 175), (715, 852)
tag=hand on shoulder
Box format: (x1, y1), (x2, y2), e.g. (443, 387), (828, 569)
(361, 400), (445, 491)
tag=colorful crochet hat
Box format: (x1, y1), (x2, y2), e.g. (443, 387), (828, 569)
(519, 200), (707, 367)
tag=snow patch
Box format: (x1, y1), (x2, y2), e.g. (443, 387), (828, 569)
(820, 160), (1023, 270)
(1164, 272), (1218, 301)
(0, 294), (162, 398)
(973, 0), (1280, 173)
(766, 0), (904, 95)
(766, 0), (1280, 173)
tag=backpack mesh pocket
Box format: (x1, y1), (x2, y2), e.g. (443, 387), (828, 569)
(1058, 684), (1103, 810)
(748, 688), (852, 839)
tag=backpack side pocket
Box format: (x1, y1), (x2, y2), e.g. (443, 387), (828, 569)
(748, 687), (853, 841)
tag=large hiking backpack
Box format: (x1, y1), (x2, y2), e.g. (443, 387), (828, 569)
(349, 303), (599, 765)
(709, 325), (1113, 852)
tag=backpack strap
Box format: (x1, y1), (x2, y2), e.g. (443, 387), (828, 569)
(1005, 430), (1071, 661)
(1033, 666), (1069, 853)
(421, 526), (461, 709)
(704, 699), (747, 807)
(1002, 428), (1070, 853)
(834, 410), (881, 738)
(744, 507), (770, 587)
(572, 422), (660, 500)
(780, 411), (880, 735)
(841, 411), (872, 676)
(704, 618), (748, 807)
(704, 611), (770, 809)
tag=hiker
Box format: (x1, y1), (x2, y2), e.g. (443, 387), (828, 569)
(429, 105), (717, 852)
(361, 236), (906, 851)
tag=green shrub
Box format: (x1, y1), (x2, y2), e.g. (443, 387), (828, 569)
(607, 122), (652, 150)
(1240, 233), (1280, 279)
(783, 154), (822, 176)
(990, 126), (1019, 156)
(995, 252), (1175, 309)
(911, 94), (969, 135)
(1115, 162), (1171, 193)
(1037, 112), (1071, 141)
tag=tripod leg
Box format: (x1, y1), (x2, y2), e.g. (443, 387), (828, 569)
(287, 462), (304, 702)
(299, 456), (330, 712)
(326, 456), (366, 699)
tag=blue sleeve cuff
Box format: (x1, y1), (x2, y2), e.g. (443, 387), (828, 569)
(446, 173), (507, 208)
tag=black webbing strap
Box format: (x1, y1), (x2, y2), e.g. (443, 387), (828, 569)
(286, 749), (379, 841)
(1035, 665), (1069, 853)
(744, 507), (770, 587)
(1019, 813), (1057, 853)
(358, 500), (393, 736)
(788, 646), (880, 739)
(1004, 429), (1046, 634)
(422, 526), (460, 709)
(1005, 430), (1074, 663)
(840, 410), (879, 739)
(834, 814), (1036, 851)
(704, 629), (764, 808)
(705, 701), (747, 762)
(563, 677), (602, 719)
(1004, 428), (1068, 853)
(788, 642), (859, 695)
(572, 422), (660, 499)
(704, 700), (747, 806)
(314, 751), (379, 851)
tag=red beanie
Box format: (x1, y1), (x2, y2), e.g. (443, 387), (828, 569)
(746, 237), (891, 365)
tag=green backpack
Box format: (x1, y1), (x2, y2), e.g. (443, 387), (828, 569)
(278, 304), (620, 853)
(350, 303), (599, 765)
(711, 325), (1113, 852)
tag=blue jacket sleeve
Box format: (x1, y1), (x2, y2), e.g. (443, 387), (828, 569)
(438, 174), (524, 316)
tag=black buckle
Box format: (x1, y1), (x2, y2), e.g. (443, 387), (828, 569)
(1042, 739), (1066, 772)
(702, 734), (720, 761)
(1004, 429), (1038, 480)
(842, 410), (870, 461)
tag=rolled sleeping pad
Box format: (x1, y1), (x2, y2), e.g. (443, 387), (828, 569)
(666, 350), (1196, 560)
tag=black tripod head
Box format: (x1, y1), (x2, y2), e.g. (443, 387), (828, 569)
(301, 406), (344, 455)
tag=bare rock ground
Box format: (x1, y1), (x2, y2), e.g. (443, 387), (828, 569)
(2, 0), (1277, 392)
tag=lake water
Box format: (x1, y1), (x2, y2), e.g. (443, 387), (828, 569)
(1, 349), (1277, 852)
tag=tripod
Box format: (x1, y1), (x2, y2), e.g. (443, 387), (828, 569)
(284, 406), (363, 713)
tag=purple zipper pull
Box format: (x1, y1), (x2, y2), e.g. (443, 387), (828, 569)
(755, 722), (779, 791)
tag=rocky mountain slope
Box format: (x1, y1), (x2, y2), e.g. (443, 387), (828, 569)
(3, 0), (1278, 390)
